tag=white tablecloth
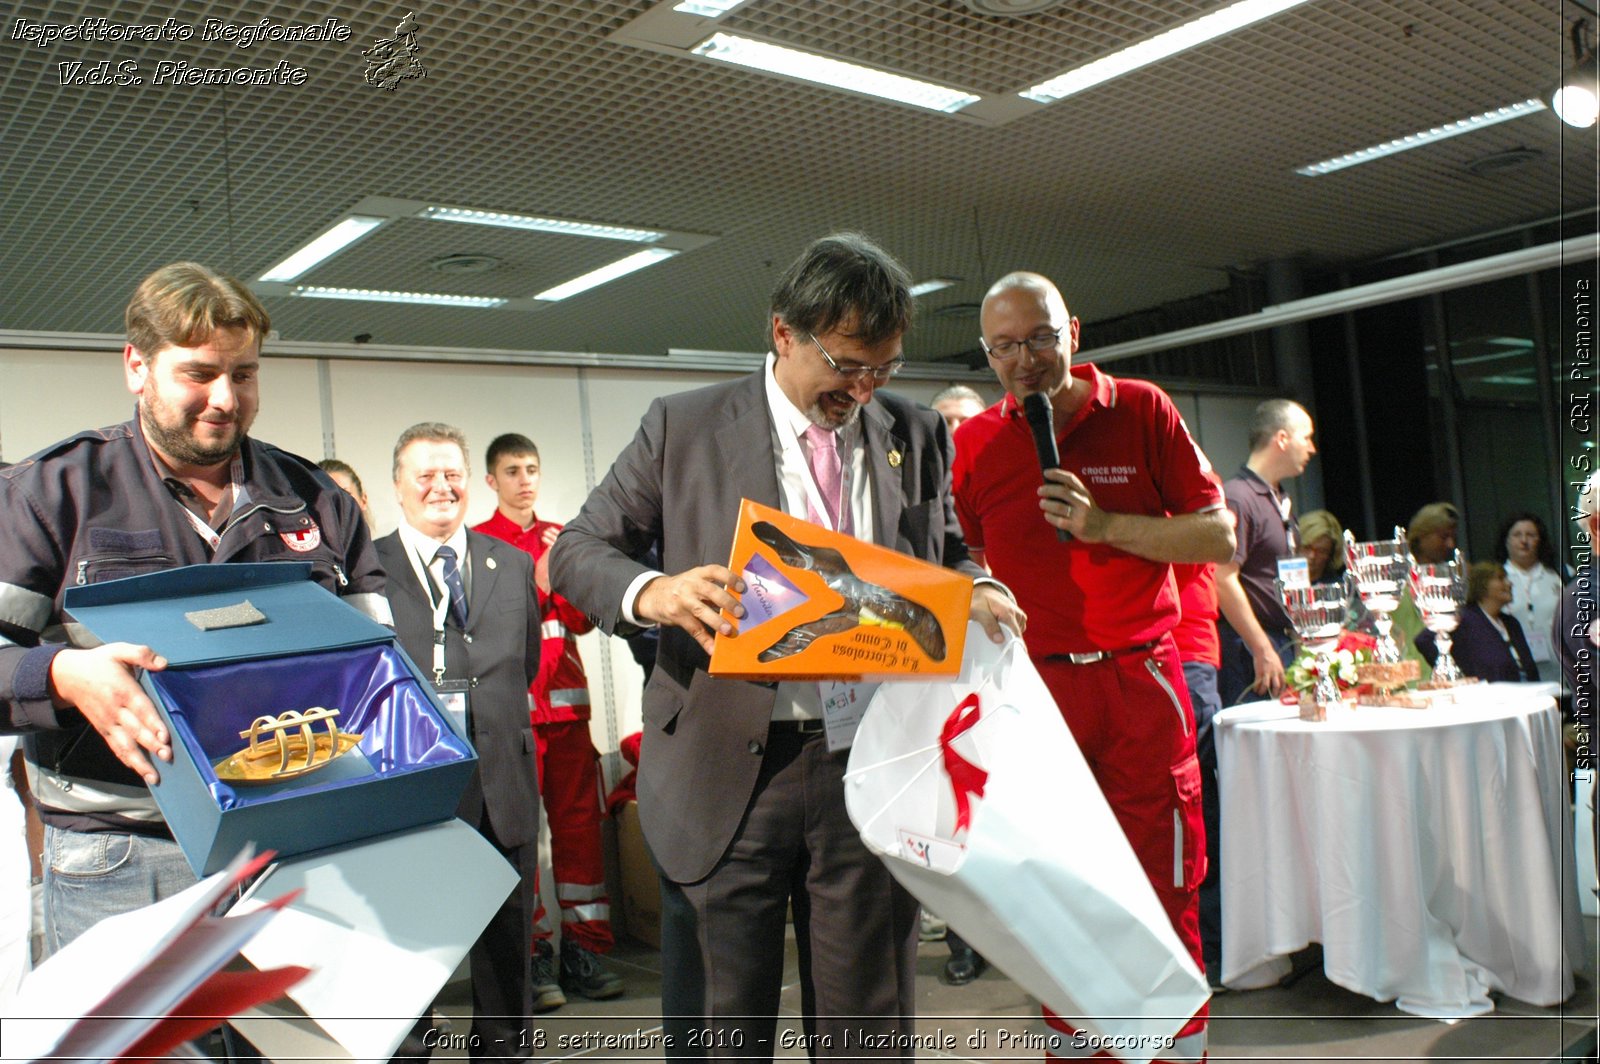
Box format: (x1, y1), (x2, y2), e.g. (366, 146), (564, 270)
(1216, 683), (1585, 1018)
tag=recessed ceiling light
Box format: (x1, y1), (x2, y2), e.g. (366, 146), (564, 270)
(909, 278), (960, 297)
(963, 0), (1066, 14)
(1295, 99), (1546, 176)
(428, 253), (504, 274)
(418, 206), (666, 243)
(1465, 147), (1542, 177)
(1021, 0), (1314, 103)
(259, 216), (385, 282)
(691, 32), (980, 113)
(292, 286), (508, 308)
(535, 248), (679, 301)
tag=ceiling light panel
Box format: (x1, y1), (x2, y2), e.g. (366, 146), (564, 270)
(258, 216), (386, 282)
(536, 248), (681, 301)
(1021, 0), (1316, 103)
(691, 32), (979, 113)
(275, 217), (634, 299)
(418, 206), (666, 243)
(1296, 99), (1547, 175)
(293, 286), (508, 308)
(673, 0), (751, 15)
(716, 0), (1214, 100)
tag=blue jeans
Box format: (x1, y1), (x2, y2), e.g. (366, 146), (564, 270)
(44, 827), (262, 1061)
(43, 826), (197, 956)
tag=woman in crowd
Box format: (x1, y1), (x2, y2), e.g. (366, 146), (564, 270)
(1416, 561), (1539, 683)
(1298, 509), (1345, 584)
(1495, 512), (1564, 685)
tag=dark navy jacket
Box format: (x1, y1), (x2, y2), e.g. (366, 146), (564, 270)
(0, 417), (388, 834)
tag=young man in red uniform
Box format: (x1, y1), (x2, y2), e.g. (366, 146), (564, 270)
(475, 434), (623, 1006)
(952, 272), (1234, 1063)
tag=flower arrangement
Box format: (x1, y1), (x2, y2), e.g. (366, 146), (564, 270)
(1282, 630), (1375, 704)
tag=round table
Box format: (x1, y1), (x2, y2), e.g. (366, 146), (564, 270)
(1216, 682), (1583, 1017)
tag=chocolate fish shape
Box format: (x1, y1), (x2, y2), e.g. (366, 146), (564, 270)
(751, 521), (947, 662)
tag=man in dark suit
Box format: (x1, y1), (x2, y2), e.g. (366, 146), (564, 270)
(376, 422), (543, 1060)
(549, 233), (1024, 1060)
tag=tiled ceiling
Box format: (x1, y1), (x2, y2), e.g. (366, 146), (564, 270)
(1, 0), (1593, 363)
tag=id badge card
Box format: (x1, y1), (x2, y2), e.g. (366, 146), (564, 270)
(433, 678), (471, 738)
(819, 680), (880, 753)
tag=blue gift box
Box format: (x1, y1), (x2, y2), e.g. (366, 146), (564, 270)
(64, 562), (476, 875)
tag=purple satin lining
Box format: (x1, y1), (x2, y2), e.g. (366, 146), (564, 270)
(154, 644), (471, 811)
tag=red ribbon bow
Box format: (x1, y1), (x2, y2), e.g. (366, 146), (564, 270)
(939, 694), (989, 833)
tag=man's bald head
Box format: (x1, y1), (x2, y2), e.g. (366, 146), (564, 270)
(982, 271), (1070, 320)
(978, 271), (1079, 406)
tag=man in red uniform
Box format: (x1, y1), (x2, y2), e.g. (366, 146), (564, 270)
(475, 433), (623, 1006)
(1171, 562), (1225, 988)
(952, 272), (1234, 1063)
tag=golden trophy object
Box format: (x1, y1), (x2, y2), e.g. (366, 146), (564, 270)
(1355, 660), (1425, 708)
(213, 707), (363, 784)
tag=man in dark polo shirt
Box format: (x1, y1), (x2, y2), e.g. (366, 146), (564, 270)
(1216, 399), (1317, 706)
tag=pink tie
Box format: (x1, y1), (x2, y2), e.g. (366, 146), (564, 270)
(804, 424), (850, 535)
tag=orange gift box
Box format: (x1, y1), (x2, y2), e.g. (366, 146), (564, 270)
(709, 499), (973, 681)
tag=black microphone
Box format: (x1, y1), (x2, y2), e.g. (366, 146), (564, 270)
(1022, 392), (1071, 542)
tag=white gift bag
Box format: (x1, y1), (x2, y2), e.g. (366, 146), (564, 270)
(844, 624), (1208, 1062)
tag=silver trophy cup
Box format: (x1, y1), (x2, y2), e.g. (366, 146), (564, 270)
(1344, 528), (1412, 664)
(1407, 550), (1466, 684)
(1277, 579), (1351, 709)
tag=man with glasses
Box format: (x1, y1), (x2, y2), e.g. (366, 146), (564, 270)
(550, 233), (1022, 1060)
(951, 272), (1232, 1064)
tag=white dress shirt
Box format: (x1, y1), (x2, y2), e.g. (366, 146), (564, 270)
(396, 519), (472, 617)
(622, 355), (876, 721)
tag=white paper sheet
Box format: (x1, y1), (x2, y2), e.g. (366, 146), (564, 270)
(230, 818), (517, 1063)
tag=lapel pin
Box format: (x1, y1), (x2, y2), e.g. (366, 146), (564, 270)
(485, 556), (497, 569)
(887, 449), (903, 468)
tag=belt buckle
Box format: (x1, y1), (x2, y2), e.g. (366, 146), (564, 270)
(796, 717), (825, 735)
(1067, 650), (1111, 665)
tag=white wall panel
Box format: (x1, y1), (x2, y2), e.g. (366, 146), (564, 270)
(324, 360), (586, 539)
(1, 348), (322, 466)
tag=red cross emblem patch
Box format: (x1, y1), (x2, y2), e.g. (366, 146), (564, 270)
(279, 526), (322, 552)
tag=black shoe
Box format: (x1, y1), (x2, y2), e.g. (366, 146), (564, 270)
(560, 941), (624, 1000)
(531, 939), (567, 1013)
(941, 946), (988, 987)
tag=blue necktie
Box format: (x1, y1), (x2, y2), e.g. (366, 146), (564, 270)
(435, 545), (468, 628)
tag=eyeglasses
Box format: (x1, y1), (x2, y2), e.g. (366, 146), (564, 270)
(809, 333), (905, 382)
(980, 326), (1065, 361)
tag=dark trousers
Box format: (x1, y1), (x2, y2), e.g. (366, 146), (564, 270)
(1217, 622), (1296, 708)
(1182, 659), (1224, 978)
(661, 728), (918, 1062)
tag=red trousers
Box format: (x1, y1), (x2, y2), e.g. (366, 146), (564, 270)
(1036, 635), (1208, 1063)
(530, 719), (613, 952)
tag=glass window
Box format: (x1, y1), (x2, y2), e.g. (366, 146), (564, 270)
(1442, 277), (1538, 403)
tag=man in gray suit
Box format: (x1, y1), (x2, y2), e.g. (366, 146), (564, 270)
(375, 422), (543, 1060)
(550, 234), (1024, 1059)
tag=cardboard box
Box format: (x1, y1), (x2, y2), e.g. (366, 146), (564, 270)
(615, 800), (661, 949)
(709, 499), (972, 681)
(64, 563), (476, 876)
